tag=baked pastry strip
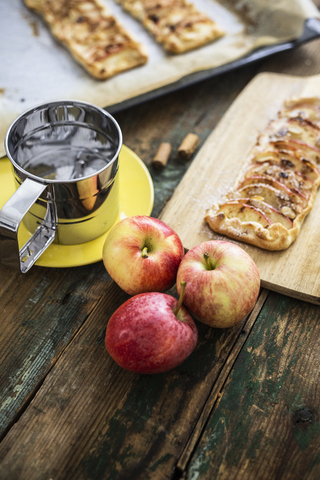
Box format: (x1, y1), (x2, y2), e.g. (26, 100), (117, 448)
(24, 0), (148, 79)
(116, 0), (225, 53)
(205, 97), (320, 251)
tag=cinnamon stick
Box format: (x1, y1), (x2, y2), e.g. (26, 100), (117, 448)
(152, 142), (172, 170)
(177, 133), (200, 160)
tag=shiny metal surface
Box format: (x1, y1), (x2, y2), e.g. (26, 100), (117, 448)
(0, 178), (56, 273)
(1, 101), (122, 272)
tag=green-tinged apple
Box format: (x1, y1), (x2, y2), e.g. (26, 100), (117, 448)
(102, 216), (184, 295)
(176, 240), (260, 328)
(105, 283), (198, 374)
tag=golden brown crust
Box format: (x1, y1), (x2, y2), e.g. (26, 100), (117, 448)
(116, 0), (225, 53)
(205, 211), (300, 251)
(24, 0), (148, 79)
(204, 97), (320, 251)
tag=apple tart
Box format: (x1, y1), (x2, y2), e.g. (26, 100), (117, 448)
(24, 0), (148, 79)
(116, 0), (225, 53)
(205, 97), (320, 251)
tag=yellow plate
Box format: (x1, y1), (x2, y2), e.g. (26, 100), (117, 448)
(0, 145), (154, 268)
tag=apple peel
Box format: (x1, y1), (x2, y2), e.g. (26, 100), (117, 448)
(177, 240), (260, 328)
(102, 215), (184, 295)
(105, 290), (198, 374)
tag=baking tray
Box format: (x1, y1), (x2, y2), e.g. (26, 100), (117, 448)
(108, 17), (320, 113)
(0, 0), (320, 157)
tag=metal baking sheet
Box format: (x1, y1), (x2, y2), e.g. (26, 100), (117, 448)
(108, 18), (320, 113)
(0, 0), (320, 156)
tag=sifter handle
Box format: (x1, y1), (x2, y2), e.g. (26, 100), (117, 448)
(0, 178), (56, 273)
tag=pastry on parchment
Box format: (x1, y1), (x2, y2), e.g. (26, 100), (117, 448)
(117, 0), (225, 53)
(24, 0), (148, 79)
(205, 97), (320, 251)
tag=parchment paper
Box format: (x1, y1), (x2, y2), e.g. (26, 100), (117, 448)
(0, 0), (319, 157)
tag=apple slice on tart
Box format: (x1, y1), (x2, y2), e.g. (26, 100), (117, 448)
(231, 198), (293, 229)
(254, 114), (320, 165)
(258, 116), (320, 152)
(264, 139), (320, 165)
(205, 199), (300, 251)
(250, 149), (320, 182)
(213, 198), (293, 229)
(244, 163), (314, 197)
(231, 183), (302, 218)
(205, 96), (320, 250)
(281, 97), (320, 127)
(214, 201), (271, 228)
(236, 175), (308, 209)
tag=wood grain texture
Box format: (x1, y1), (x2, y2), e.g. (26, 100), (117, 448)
(0, 286), (266, 480)
(186, 291), (320, 480)
(0, 262), (115, 439)
(160, 72), (320, 304)
(176, 289), (269, 475)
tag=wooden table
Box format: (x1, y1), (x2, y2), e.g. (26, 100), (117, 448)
(1, 3), (320, 478)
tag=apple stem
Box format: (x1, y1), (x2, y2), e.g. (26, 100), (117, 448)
(141, 246), (149, 258)
(174, 281), (186, 316)
(204, 252), (217, 270)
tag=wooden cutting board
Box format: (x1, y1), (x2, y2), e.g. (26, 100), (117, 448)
(160, 72), (320, 305)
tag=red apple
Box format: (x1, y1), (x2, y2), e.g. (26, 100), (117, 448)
(105, 285), (198, 374)
(176, 240), (260, 329)
(102, 215), (184, 295)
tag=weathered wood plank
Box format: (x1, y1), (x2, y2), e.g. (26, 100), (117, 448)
(176, 289), (269, 475)
(185, 291), (320, 480)
(0, 287), (266, 480)
(0, 262), (116, 439)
